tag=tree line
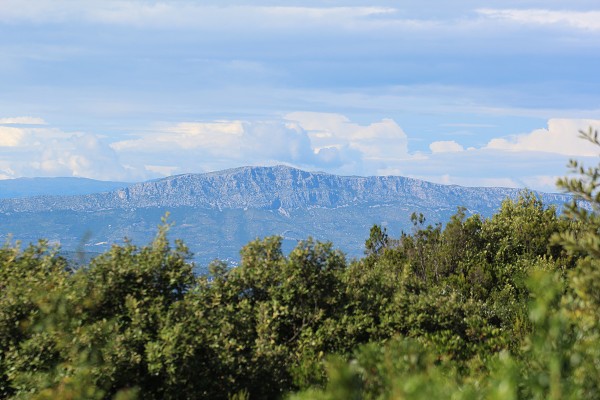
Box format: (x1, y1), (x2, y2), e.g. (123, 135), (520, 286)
(1, 131), (599, 399)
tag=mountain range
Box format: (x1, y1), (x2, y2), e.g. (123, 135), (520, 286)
(0, 166), (574, 269)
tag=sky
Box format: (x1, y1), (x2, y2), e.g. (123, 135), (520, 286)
(1, 1), (600, 192)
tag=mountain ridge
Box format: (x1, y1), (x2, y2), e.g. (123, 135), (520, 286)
(0, 166), (576, 266)
(0, 165), (570, 214)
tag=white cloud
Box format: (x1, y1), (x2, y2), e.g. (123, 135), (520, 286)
(0, 1), (399, 30)
(285, 112), (409, 163)
(0, 160), (15, 180)
(0, 127), (25, 147)
(0, 123), (134, 180)
(113, 119), (323, 173)
(111, 113), (412, 177)
(485, 119), (600, 156)
(243, 121), (316, 163)
(113, 120), (317, 164)
(429, 140), (464, 153)
(0, 116), (46, 125)
(33, 133), (125, 179)
(477, 9), (600, 31)
(402, 119), (600, 192)
(5, 1), (597, 31)
(0, 2), (465, 34)
(112, 121), (245, 153)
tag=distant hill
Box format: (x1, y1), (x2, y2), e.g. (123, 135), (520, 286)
(0, 166), (573, 268)
(0, 177), (129, 199)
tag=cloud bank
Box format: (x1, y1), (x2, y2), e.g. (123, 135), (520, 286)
(1, 114), (598, 193)
(0, 121), (131, 181)
(429, 141), (464, 153)
(485, 119), (600, 156)
(111, 114), (409, 176)
(477, 9), (600, 31)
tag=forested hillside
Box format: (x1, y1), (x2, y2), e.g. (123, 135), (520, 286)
(1, 133), (599, 399)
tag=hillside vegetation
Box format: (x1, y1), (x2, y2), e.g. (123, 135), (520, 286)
(1, 132), (599, 399)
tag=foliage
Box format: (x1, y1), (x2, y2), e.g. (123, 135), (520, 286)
(1, 131), (599, 398)
(0, 221), (194, 399)
(291, 128), (600, 399)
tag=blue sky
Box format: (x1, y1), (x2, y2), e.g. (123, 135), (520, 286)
(1, 1), (599, 192)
